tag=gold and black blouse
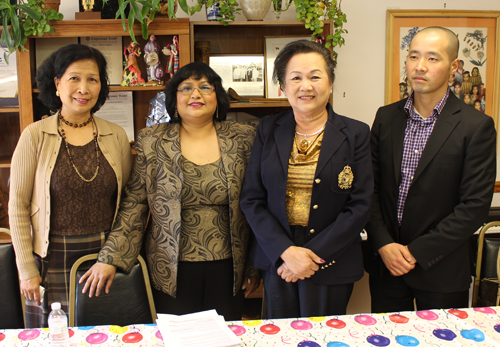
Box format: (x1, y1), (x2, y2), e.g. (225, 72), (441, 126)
(179, 156), (232, 262)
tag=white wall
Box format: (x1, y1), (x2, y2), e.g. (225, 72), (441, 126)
(59, 1), (500, 205)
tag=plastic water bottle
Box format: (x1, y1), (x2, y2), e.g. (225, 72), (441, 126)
(48, 302), (70, 347)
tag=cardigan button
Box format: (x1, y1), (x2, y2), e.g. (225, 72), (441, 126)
(315, 178), (321, 184)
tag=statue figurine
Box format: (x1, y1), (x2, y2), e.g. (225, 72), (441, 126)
(121, 41), (145, 87)
(165, 35), (179, 79)
(144, 35), (164, 86)
(82, 0), (95, 11)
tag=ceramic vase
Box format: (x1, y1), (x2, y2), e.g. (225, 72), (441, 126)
(240, 0), (271, 20)
(206, 3), (221, 21)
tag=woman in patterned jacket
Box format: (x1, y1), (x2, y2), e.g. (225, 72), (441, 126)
(80, 62), (259, 320)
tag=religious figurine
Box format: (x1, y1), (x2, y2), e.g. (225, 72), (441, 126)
(165, 35), (179, 79)
(144, 35), (164, 86)
(82, 0), (95, 11)
(121, 41), (145, 87)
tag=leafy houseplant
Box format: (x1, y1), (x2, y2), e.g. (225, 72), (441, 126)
(110, 0), (164, 43)
(0, 0), (63, 63)
(273, 0), (346, 61)
(185, 0), (241, 26)
(110, 0), (239, 34)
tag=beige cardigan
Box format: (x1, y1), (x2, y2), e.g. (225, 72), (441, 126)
(9, 114), (133, 281)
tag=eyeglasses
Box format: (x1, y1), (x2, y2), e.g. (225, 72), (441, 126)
(177, 86), (215, 95)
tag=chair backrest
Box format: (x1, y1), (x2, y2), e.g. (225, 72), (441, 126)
(472, 221), (500, 306)
(481, 238), (500, 279)
(69, 254), (156, 327)
(0, 229), (25, 329)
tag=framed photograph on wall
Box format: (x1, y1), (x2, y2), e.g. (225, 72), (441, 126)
(264, 36), (311, 99)
(210, 55), (265, 97)
(386, 10), (500, 125)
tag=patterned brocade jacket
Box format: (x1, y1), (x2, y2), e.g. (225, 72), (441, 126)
(98, 121), (258, 297)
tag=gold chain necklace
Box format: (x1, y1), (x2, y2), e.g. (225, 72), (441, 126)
(58, 115), (100, 182)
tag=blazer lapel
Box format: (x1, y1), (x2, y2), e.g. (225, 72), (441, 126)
(275, 112), (296, 176)
(413, 96), (461, 182)
(216, 122), (237, 200)
(316, 108), (346, 175)
(392, 104), (407, 183)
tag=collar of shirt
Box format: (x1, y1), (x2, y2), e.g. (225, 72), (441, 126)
(403, 89), (450, 123)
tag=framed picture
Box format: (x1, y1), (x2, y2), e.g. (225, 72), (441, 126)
(386, 10), (500, 124)
(210, 55), (264, 97)
(264, 36), (311, 99)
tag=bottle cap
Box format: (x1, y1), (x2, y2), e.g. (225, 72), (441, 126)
(51, 302), (61, 310)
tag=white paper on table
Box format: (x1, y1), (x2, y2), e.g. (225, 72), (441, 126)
(156, 309), (242, 347)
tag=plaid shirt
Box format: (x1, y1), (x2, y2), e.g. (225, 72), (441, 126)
(397, 89), (450, 224)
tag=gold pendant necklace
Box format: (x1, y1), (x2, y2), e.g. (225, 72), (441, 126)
(295, 126), (325, 153)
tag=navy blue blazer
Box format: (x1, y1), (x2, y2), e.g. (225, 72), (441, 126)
(366, 93), (497, 293)
(240, 104), (374, 285)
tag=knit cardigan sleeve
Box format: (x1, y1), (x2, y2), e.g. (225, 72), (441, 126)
(9, 122), (44, 280)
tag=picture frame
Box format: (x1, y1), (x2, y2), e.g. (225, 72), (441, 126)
(264, 36), (311, 99)
(386, 10), (500, 126)
(209, 55), (265, 97)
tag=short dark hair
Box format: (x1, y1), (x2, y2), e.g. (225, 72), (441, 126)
(464, 71), (470, 76)
(36, 44), (110, 114)
(272, 40), (336, 90)
(165, 62), (229, 123)
(454, 82), (462, 87)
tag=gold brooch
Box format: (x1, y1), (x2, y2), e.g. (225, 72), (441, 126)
(338, 165), (353, 189)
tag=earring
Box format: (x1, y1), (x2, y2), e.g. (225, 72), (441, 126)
(56, 90), (60, 97)
(216, 107), (219, 120)
(174, 109), (179, 118)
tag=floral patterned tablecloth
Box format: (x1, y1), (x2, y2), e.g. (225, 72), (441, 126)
(2, 307), (500, 346)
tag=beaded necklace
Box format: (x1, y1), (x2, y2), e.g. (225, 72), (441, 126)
(58, 114), (100, 182)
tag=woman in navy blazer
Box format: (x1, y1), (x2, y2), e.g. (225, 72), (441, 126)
(240, 40), (373, 319)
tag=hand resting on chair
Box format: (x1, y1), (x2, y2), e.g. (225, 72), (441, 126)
(79, 262), (117, 297)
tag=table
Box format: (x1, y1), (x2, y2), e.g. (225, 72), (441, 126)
(2, 307), (500, 346)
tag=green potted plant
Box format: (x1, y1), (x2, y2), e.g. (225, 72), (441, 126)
(110, 0), (164, 43)
(0, 0), (63, 64)
(110, 0), (239, 39)
(272, 0), (347, 61)
(185, 0), (240, 25)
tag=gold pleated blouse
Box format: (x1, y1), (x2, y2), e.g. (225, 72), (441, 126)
(286, 132), (324, 226)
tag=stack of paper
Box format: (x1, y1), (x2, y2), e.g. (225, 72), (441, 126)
(156, 310), (242, 347)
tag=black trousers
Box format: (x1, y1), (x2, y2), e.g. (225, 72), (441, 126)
(369, 271), (469, 313)
(263, 270), (354, 319)
(262, 225), (354, 319)
(152, 259), (244, 321)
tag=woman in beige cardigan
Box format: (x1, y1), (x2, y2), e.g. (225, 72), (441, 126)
(9, 44), (132, 328)
(81, 62), (259, 320)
